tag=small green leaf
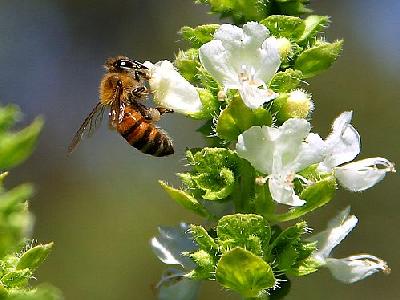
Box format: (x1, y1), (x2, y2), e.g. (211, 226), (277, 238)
(299, 15), (330, 44)
(274, 0), (312, 16)
(189, 225), (218, 255)
(295, 40), (343, 78)
(0, 117), (43, 170)
(272, 176), (336, 222)
(217, 214), (270, 256)
(159, 181), (209, 217)
(1, 269), (32, 288)
(269, 69), (303, 93)
(193, 167), (235, 200)
(216, 97), (272, 141)
(0, 104), (21, 132)
(180, 24), (220, 48)
(16, 243), (53, 272)
(216, 247), (275, 298)
(188, 250), (215, 280)
(174, 48), (200, 84)
(261, 15), (305, 41)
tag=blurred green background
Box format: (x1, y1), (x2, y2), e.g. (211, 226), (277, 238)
(0, 0), (398, 299)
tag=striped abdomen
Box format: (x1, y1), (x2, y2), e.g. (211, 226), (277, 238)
(116, 106), (174, 157)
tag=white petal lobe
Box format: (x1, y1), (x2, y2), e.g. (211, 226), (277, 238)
(335, 157), (395, 191)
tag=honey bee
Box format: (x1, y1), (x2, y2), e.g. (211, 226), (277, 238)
(68, 56), (174, 156)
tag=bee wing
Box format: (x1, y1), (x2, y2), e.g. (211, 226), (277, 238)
(68, 102), (106, 154)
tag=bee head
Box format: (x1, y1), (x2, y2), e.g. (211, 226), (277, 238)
(105, 56), (148, 73)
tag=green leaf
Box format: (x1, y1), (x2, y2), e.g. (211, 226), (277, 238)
(299, 15), (330, 44)
(274, 0), (312, 16)
(1, 269), (32, 288)
(269, 69), (303, 93)
(0, 105), (21, 132)
(261, 15), (305, 41)
(189, 225), (218, 255)
(216, 247), (275, 298)
(0, 117), (43, 170)
(217, 214), (270, 256)
(294, 40), (343, 78)
(216, 97), (272, 141)
(6, 284), (62, 300)
(271, 176), (336, 222)
(180, 24), (220, 48)
(159, 181), (209, 217)
(16, 243), (53, 272)
(0, 184), (34, 257)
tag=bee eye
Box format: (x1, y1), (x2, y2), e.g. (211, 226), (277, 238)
(116, 60), (134, 70)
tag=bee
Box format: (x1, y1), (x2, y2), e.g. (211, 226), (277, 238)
(68, 56), (174, 157)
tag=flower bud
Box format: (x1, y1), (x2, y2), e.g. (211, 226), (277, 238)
(275, 37), (292, 60)
(272, 90), (313, 123)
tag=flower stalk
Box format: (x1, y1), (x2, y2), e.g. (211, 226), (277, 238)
(149, 1), (395, 299)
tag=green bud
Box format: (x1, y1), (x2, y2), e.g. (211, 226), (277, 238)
(180, 24), (220, 48)
(272, 90), (313, 123)
(295, 40), (344, 78)
(216, 97), (272, 141)
(275, 37), (293, 60)
(269, 69), (303, 93)
(196, 0), (270, 23)
(217, 214), (270, 256)
(0, 104), (21, 132)
(216, 247), (275, 298)
(16, 243), (53, 272)
(174, 48), (200, 83)
(261, 15), (305, 41)
(193, 167), (235, 200)
(159, 181), (209, 217)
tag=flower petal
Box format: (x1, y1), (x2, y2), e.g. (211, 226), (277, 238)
(268, 176), (306, 206)
(199, 22), (280, 88)
(309, 207), (358, 262)
(198, 40), (238, 87)
(144, 61), (202, 114)
(150, 223), (197, 269)
(335, 157), (396, 191)
(319, 111), (360, 171)
(236, 126), (277, 174)
(238, 82), (277, 109)
(325, 255), (389, 283)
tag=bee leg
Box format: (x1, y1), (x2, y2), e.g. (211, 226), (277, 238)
(156, 107), (174, 115)
(132, 86), (148, 97)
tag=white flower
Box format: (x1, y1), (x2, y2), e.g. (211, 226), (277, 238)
(199, 22), (281, 109)
(236, 119), (325, 206)
(144, 60), (202, 114)
(319, 112), (395, 191)
(309, 207), (390, 283)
